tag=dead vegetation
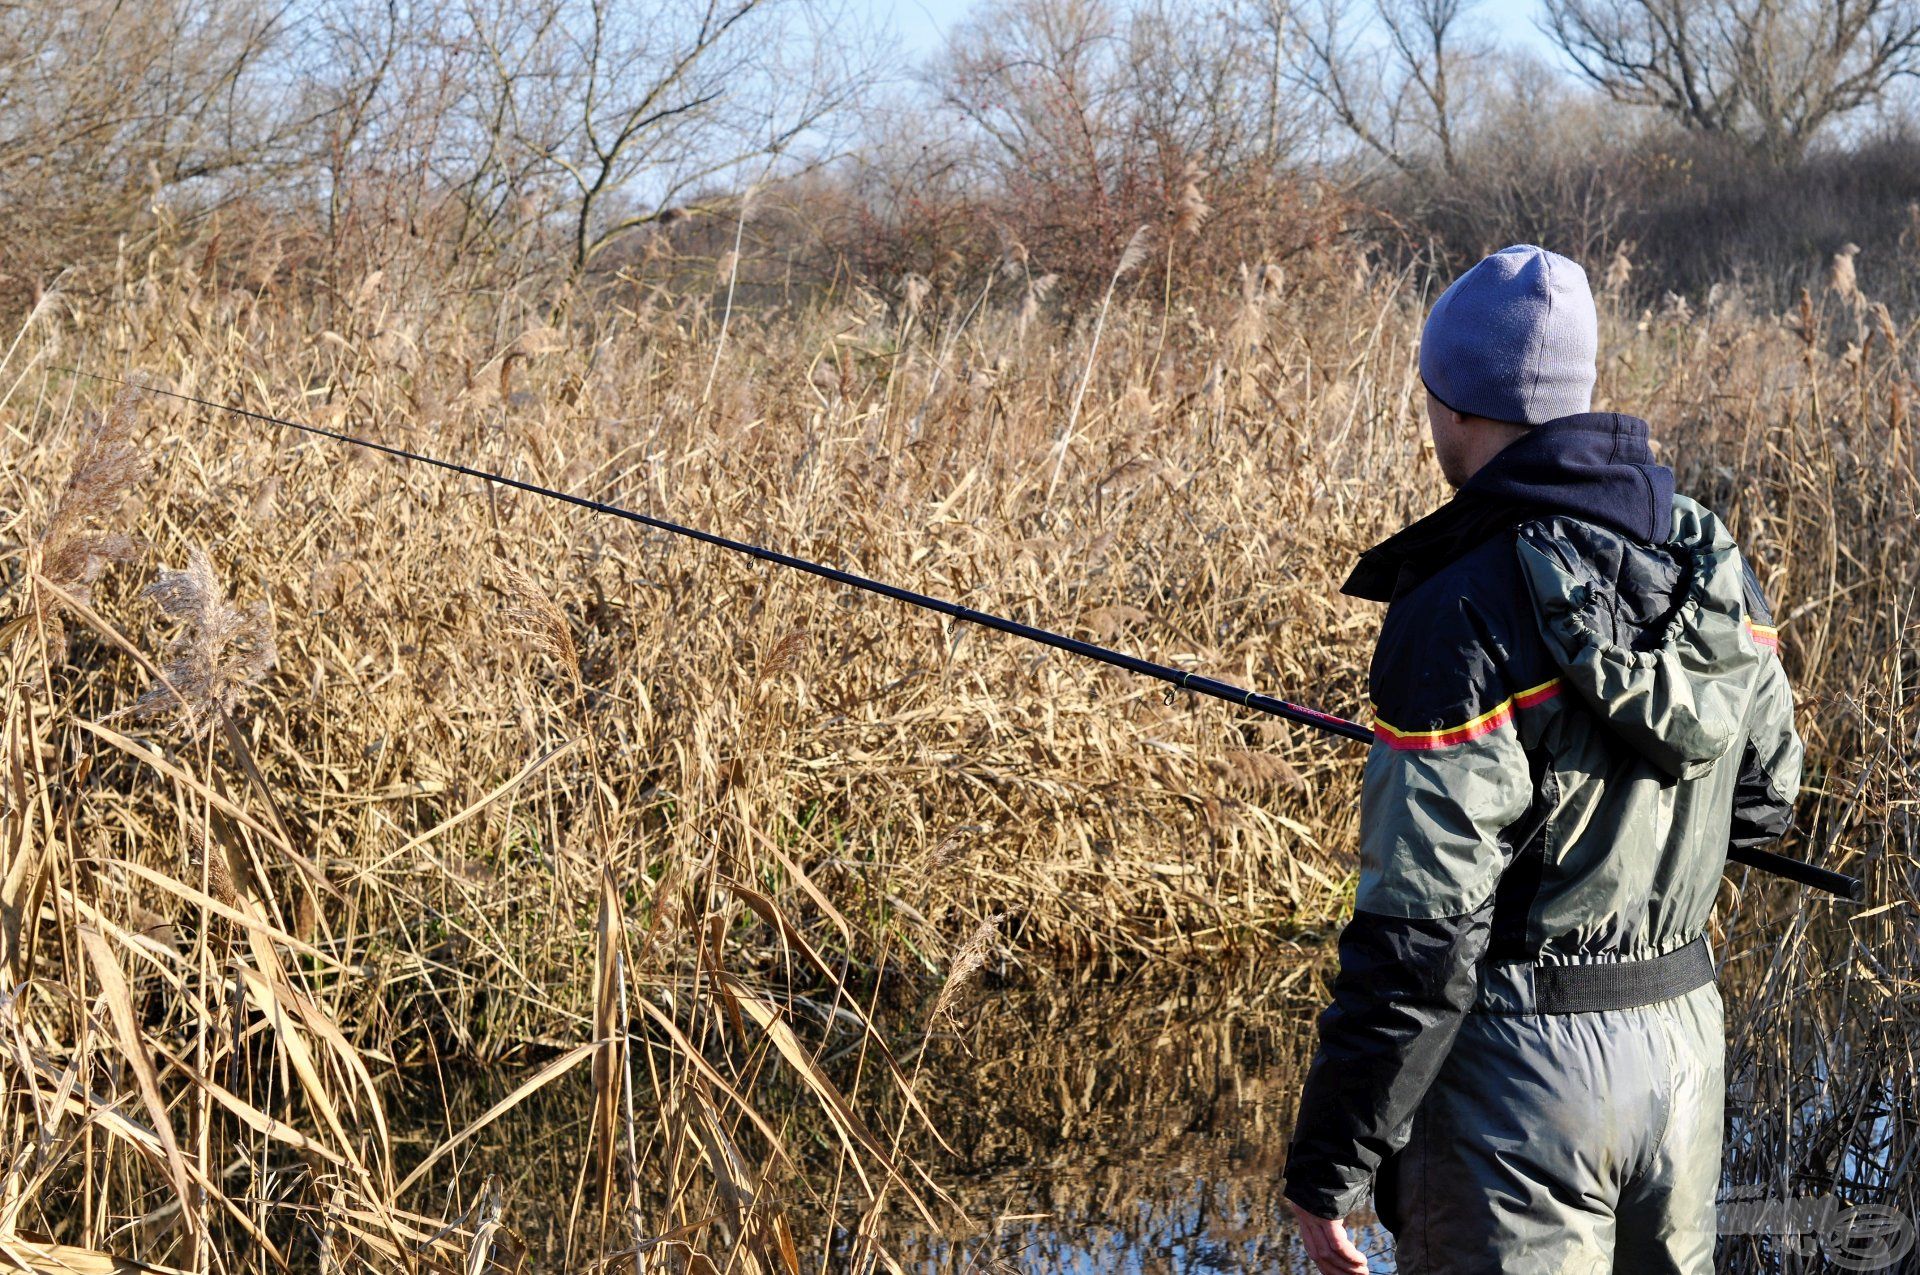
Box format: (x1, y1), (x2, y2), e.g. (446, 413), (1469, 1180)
(0, 236), (1914, 1270)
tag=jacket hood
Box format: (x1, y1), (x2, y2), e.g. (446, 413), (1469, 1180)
(1343, 412), (1674, 602)
(1464, 412), (1674, 543)
(1516, 497), (1763, 779)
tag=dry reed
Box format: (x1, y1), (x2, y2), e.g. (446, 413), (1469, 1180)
(0, 235), (1912, 1272)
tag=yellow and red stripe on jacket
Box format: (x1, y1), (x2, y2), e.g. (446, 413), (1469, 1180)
(1372, 678), (1564, 751)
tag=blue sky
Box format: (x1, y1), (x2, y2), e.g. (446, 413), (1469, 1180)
(882, 0), (1566, 66)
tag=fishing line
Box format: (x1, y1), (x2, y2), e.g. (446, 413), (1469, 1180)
(54, 366), (1860, 898)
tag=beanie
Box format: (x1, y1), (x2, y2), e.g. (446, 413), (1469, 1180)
(1419, 245), (1597, 426)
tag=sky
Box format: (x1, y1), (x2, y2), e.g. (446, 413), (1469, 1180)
(882, 0), (1567, 67)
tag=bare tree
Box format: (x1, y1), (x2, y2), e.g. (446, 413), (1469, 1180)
(296, 0), (456, 270)
(1283, 0), (1487, 176)
(0, 0), (301, 296)
(1542, 0), (1920, 158)
(926, 0), (1309, 292)
(1126, 0), (1313, 174)
(459, 0), (878, 279)
(934, 0), (1129, 247)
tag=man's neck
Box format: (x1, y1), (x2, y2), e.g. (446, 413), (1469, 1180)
(1451, 419), (1533, 487)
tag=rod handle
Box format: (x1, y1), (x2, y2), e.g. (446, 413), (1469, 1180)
(1727, 844), (1862, 900)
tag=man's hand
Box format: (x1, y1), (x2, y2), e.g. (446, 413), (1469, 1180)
(1286, 1199), (1371, 1275)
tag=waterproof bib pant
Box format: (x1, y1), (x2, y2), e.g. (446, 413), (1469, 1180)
(1380, 981), (1723, 1275)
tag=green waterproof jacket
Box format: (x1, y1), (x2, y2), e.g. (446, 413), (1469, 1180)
(1282, 412), (1803, 1219)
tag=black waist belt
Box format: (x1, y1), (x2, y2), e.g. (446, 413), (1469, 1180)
(1476, 936), (1717, 1014)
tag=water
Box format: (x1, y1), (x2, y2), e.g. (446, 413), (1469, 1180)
(395, 960), (1399, 1272)
(877, 967), (1395, 1273)
(396, 953), (1916, 1273)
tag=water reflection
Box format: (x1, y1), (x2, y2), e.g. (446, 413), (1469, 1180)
(397, 960), (1399, 1272)
(877, 965), (1396, 1273)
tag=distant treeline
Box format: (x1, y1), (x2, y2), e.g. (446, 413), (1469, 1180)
(5, 0), (1918, 317)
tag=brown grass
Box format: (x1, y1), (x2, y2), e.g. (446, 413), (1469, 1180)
(0, 242), (1914, 1270)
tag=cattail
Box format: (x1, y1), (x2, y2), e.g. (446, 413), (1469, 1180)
(133, 546), (277, 737)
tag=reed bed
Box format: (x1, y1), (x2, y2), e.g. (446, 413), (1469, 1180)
(1, 242), (1914, 1271)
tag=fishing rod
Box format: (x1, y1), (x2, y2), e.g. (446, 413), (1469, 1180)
(61, 369), (1862, 900)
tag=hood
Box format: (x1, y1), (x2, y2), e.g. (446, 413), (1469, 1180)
(1344, 412), (1675, 602)
(1516, 497), (1763, 779)
(1463, 412), (1674, 543)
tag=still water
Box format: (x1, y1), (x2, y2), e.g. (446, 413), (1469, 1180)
(880, 965), (1395, 1273)
(399, 960), (1397, 1272)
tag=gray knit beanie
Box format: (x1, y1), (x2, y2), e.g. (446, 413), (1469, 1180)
(1419, 244), (1597, 426)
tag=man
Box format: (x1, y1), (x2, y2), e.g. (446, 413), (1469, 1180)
(1281, 245), (1803, 1274)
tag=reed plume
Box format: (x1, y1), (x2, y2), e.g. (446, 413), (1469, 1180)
(498, 560), (582, 688)
(30, 387), (147, 660)
(756, 625), (808, 688)
(1115, 224), (1153, 277)
(1018, 272), (1058, 334)
(931, 913), (1003, 1027)
(132, 545), (277, 735)
(1827, 241), (1863, 310)
(1869, 300), (1901, 352)
(1173, 179), (1212, 239)
(1604, 242), (1635, 297)
(1048, 226), (1153, 508)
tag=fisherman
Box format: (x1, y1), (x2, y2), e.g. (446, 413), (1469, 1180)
(1280, 245), (1803, 1274)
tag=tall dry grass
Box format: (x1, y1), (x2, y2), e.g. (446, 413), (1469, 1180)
(0, 239), (1914, 1270)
